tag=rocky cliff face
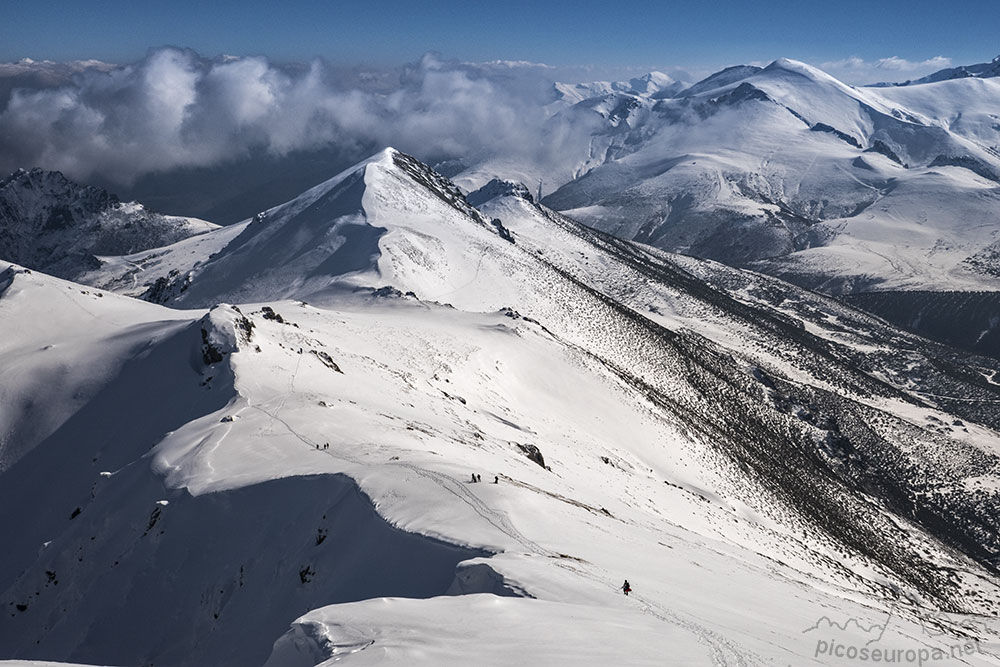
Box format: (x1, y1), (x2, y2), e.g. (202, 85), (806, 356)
(0, 168), (216, 279)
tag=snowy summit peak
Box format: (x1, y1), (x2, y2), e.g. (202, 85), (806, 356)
(623, 71), (679, 96)
(258, 147), (402, 214)
(130, 148), (507, 307)
(763, 57), (830, 80)
(373, 146), (401, 163)
(248, 147), (481, 236)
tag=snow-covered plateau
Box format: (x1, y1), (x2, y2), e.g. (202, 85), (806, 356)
(1, 146), (1000, 666)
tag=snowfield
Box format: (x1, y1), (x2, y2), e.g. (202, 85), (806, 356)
(2, 148), (1000, 667)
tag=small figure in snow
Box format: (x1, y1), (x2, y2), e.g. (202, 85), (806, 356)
(622, 580), (631, 596)
(471, 473), (477, 483)
(494, 475), (499, 484)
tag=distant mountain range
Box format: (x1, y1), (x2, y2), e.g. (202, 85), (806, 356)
(526, 58), (1000, 297)
(10, 55), (999, 355)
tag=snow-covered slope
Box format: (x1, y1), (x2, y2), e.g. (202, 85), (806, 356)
(0, 264), (196, 472)
(3, 151), (1000, 667)
(0, 168), (217, 280)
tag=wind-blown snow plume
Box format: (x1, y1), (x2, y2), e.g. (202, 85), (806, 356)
(0, 48), (590, 185)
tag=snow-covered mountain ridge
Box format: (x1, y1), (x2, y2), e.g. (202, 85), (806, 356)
(3, 149), (1000, 666)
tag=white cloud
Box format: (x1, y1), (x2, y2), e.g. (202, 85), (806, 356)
(817, 55), (952, 84)
(0, 48), (593, 185)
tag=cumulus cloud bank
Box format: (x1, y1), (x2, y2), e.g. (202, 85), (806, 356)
(0, 48), (594, 185)
(819, 55), (952, 85)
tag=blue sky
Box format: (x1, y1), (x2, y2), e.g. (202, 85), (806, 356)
(3, 0), (997, 74)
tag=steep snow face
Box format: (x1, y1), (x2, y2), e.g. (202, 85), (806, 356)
(528, 59), (1000, 294)
(872, 76), (1000, 156)
(0, 263), (195, 471)
(621, 71), (685, 97)
(0, 168), (217, 280)
(5, 152), (1000, 667)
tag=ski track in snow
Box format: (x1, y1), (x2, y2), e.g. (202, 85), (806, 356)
(244, 385), (552, 557)
(426, 247), (489, 303)
(914, 391), (1000, 403)
(392, 463), (552, 556)
(229, 342), (761, 667)
(630, 591), (758, 667)
(238, 362), (760, 667)
(121, 257), (144, 290)
(546, 555), (761, 667)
